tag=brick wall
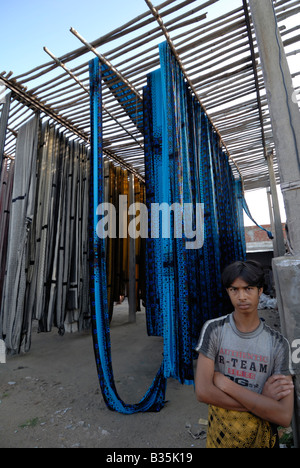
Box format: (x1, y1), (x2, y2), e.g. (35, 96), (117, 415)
(245, 224), (286, 244)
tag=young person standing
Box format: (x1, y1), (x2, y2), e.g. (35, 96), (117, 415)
(195, 261), (294, 448)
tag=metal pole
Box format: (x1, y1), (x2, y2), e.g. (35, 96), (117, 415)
(266, 188), (277, 256)
(266, 151), (286, 258)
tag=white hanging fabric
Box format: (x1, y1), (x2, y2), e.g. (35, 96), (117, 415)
(0, 116), (91, 354)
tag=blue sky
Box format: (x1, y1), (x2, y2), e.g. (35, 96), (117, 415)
(0, 0), (245, 76)
(0, 0), (147, 76)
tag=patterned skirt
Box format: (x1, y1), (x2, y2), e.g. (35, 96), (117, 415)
(206, 405), (279, 449)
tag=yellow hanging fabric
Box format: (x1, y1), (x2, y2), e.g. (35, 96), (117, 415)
(206, 405), (278, 449)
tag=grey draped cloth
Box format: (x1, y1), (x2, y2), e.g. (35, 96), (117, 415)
(0, 158), (15, 308)
(0, 116), (91, 354)
(0, 115), (39, 353)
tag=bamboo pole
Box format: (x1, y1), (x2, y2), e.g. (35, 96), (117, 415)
(2, 0), (298, 191)
(70, 27), (142, 103)
(43, 47), (90, 94)
(43, 47), (145, 150)
(144, 0), (245, 189)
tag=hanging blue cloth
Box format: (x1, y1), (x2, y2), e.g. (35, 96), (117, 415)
(101, 63), (143, 131)
(89, 42), (248, 414)
(242, 195), (274, 240)
(89, 58), (167, 414)
(144, 63), (195, 385)
(144, 42), (247, 355)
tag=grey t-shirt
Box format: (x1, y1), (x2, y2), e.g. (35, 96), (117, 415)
(195, 314), (293, 394)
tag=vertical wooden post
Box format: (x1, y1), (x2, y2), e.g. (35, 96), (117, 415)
(248, 0), (300, 254)
(249, 0), (300, 445)
(0, 92), (11, 174)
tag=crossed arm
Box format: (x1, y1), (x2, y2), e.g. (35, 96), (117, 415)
(195, 353), (294, 428)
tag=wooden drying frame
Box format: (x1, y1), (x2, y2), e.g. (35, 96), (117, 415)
(0, 0), (299, 191)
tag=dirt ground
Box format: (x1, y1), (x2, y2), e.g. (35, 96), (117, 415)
(0, 303), (282, 449)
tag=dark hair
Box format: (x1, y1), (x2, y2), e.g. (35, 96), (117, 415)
(222, 261), (265, 289)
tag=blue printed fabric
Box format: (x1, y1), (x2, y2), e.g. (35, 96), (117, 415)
(89, 41), (247, 414)
(89, 58), (167, 414)
(101, 63), (144, 131)
(143, 42), (247, 380)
